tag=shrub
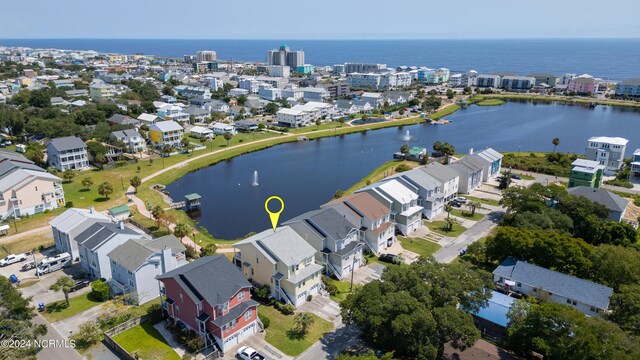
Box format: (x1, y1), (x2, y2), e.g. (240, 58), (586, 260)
(395, 163), (411, 173)
(89, 279), (110, 302)
(146, 303), (163, 324)
(258, 312), (270, 329)
(65, 201), (73, 208)
(306, 294), (313, 302)
(75, 321), (103, 348)
(281, 304), (295, 315)
(179, 329), (203, 353)
(253, 284), (271, 301)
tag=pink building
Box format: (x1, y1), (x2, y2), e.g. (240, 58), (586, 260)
(568, 77), (599, 95)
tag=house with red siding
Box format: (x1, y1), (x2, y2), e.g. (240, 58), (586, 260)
(157, 255), (260, 354)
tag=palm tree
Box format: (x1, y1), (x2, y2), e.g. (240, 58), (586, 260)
(468, 201), (482, 216)
(552, 138), (560, 152)
(293, 313), (315, 335)
(444, 204), (452, 219)
(129, 176), (141, 193)
(50, 275), (76, 307)
(444, 217), (454, 231)
(223, 132), (233, 146)
(173, 223), (190, 239)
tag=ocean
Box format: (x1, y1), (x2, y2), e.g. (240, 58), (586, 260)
(0, 38), (638, 81)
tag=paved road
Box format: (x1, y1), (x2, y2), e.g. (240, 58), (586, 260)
(34, 313), (82, 360)
(296, 323), (361, 360)
(433, 211), (504, 263)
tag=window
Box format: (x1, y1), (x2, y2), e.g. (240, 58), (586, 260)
(238, 292), (245, 301)
(256, 257), (259, 264)
(517, 282), (521, 287)
(245, 309), (252, 321)
(223, 302), (228, 312)
(590, 306), (597, 312)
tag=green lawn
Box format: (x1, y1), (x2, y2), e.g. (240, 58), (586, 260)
(512, 172), (535, 180)
(345, 160), (420, 195)
(43, 293), (105, 322)
(450, 209), (485, 221)
(111, 320), (179, 360)
(326, 278), (356, 303)
(465, 195), (501, 207)
(475, 99), (505, 106)
(398, 236), (441, 257)
(425, 220), (467, 237)
(288, 121), (344, 133)
(261, 306), (334, 356)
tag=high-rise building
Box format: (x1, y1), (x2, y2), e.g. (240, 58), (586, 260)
(344, 63), (387, 74)
(196, 50), (217, 62)
(267, 44), (305, 69)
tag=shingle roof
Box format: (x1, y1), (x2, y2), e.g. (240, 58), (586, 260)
(235, 227), (316, 267)
(450, 155), (485, 174)
(566, 186), (629, 213)
(49, 208), (111, 233)
(76, 221), (139, 251)
(421, 162), (459, 184)
(48, 136), (87, 152)
(493, 257), (613, 309)
(107, 235), (185, 272)
(107, 114), (138, 125)
(211, 300), (259, 327)
(325, 192), (389, 220)
(157, 255), (251, 306)
(284, 207), (357, 241)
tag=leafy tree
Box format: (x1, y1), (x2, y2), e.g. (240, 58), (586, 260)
(399, 108), (405, 115)
(62, 169), (76, 182)
(180, 137), (190, 150)
(316, 118), (322, 130)
(97, 181), (113, 199)
(337, 351), (397, 360)
(200, 244), (218, 256)
(87, 141), (108, 163)
(590, 245), (640, 291)
(151, 205), (165, 228)
(81, 176), (93, 190)
(339, 118), (346, 127)
(334, 190), (345, 199)
(50, 275), (76, 307)
(497, 171), (512, 189)
(162, 85), (174, 96)
(446, 89), (455, 99)
(237, 95), (247, 106)
(341, 257), (490, 359)
(265, 102), (279, 115)
(552, 137), (560, 152)
(223, 132), (233, 146)
(400, 144), (410, 154)
(90, 279), (110, 301)
(24, 142), (45, 166)
(75, 321), (103, 348)
(254, 284), (271, 300)
(28, 89), (51, 108)
(292, 313), (315, 335)
(467, 201), (481, 216)
(173, 223), (190, 239)
(129, 176), (141, 193)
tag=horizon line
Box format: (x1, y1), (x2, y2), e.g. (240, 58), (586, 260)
(1, 37), (639, 41)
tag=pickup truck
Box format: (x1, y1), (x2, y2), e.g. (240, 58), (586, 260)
(0, 253), (28, 267)
(237, 346), (266, 360)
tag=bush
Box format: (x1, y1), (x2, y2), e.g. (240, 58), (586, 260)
(65, 201), (73, 208)
(306, 294), (313, 302)
(179, 329), (203, 353)
(281, 304), (295, 315)
(322, 275), (338, 296)
(253, 284), (271, 301)
(146, 303), (163, 324)
(89, 279), (109, 302)
(258, 312), (270, 329)
(75, 321), (103, 348)
(395, 163), (411, 173)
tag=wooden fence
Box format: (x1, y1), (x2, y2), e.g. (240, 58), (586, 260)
(103, 316), (146, 360)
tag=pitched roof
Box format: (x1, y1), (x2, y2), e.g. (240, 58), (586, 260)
(48, 136), (87, 152)
(566, 186), (629, 213)
(421, 161), (461, 184)
(450, 155), (485, 174)
(111, 128), (141, 139)
(284, 207), (357, 241)
(325, 192), (389, 220)
(107, 235), (185, 272)
(107, 114), (138, 125)
(49, 207), (111, 233)
(235, 226), (316, 267)
(157, 255), (251, 306)
(359, 179), (418, 204)
(493, 257), (613, 309)
(388, 167), (440, 192)
(150, 120), (183, 133)
(587, 136), (628, 146)
(76, 221), (139, 251)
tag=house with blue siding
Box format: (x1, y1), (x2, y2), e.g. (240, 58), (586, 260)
(468, 148), (504, 181)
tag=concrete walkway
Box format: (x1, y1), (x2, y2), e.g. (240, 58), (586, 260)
(154, 321), (189, 359)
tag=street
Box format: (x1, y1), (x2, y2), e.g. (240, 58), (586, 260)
(433, 211), (505, 263)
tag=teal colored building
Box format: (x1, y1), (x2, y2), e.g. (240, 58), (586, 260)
(296, 64), (314, 74)
(569, 159), (605, 188)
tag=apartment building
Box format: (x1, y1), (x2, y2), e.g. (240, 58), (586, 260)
(585, 136), (628, 176)
(500, 76), (535, 90)
(267, 44), (305, 69)
(344, 63), (387, 74)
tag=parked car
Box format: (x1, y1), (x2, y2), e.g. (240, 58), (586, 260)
(237, 346), (265, 360)
(450, 201), (462, 208)
(379, 253), (400, 264)
(0, 253), (28, 267)
(454, 197), (467, 203)
(21, 260), (36, 271)
(511, 174), (522, 180)
(70, 280), (91, 292)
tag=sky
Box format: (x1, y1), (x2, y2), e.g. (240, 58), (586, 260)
(1, 0), (639, 39)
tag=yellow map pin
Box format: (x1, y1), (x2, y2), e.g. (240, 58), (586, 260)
(264, 196), (284, 232)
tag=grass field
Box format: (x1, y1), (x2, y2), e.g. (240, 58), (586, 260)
(112, 320), (180, 360)
(449, 209), (485, 221)
(425, 220), (467, 237)
(345, 160), (420, 195)
(398, 236), (441, 257)
(0, 231), (54, 258)
(325, 278), (356, 303)
(43, 293), (105, 323)
(471, 94), (640, 108)
(465, 195), (501, 207)
(261, 306), (334, 356)
(475, 99), (505, 106)
(288, 121), (344, 133)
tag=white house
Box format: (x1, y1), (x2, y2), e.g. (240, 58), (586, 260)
(210, 122), (237, 135)
(50, 207), (112, 261)
(46, 136), (89, 171)
(110, 129), (147, 154)
(189, 125), (214, 139)
(277, 108), (308, 128)
(357, 179), (423, 235)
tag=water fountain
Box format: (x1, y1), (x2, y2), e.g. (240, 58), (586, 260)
(401, 130), (413, 141)
(251, 170), (259, 186)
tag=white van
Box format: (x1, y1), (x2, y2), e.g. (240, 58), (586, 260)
(36, 253), (71, 275)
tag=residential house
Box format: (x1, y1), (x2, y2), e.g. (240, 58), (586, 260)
(322, 192), (395, 254)
(422, 162), (460, 201)
(356, 179), (423, 235)
(137, 113), (159, 124)
(568, 159), (605, 188)
(183, 106), (211, 123)
(203, 99), (230, 113)
(211, 122), (237, 135)
(449, 156), (485, 194)
(284, 208), (364, 280)
(467, 291), (515, 338)
(189, 126), (214, 140)
(107, 114), (138, 126)
(89, 82), (115, 102)
(50, 207), (111, 261)
(50, 97), (66, 106)
(360, 92), (383, 108)
(468, 148), (503, 181)
(566, 187), (629, 222)
(110, 129), (147, 154)
(148, 121), (184, 149)
(107, 235), (187, 305)
(157, 255), (260, 353)
(277, 108), (307, 128)
(233, 120), (259, 132)
(335, 100), (359, 115)
(631, 149), (640, 177)
(493, 257), (613, 317)
(528, 73), (559, 87)
(234, 227), (323, 307)
(585, 136), (628, 176)
(386, 167), (446, 220)
(301, 87), (330, 101)
(0, 151), (65, 220)
(46, 136), (89, 171)
(157, 104), (190, 123)
(76, 221), (143, 279)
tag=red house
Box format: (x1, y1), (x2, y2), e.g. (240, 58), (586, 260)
(157, 255), (260, 354)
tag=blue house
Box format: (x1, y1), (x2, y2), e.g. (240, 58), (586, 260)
(467, 290), (515, 337)
(158, 72), (172, 82)
(469, 148), (503, 182)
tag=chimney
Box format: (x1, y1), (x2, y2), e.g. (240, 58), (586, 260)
(468, 148), (474, 155)
(161, 246), (173, 273)
(117, 221), (125, 230)
(89, 206), (95, 214)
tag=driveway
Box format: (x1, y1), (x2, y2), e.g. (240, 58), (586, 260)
(34, 312), (82, 360)
(433, 211), (504, 263)
(351, 263), (384, 285)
